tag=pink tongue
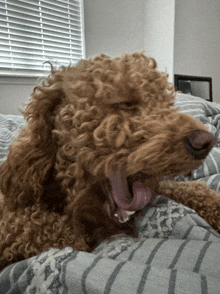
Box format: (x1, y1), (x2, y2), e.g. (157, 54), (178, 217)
(132, 182), (152, 209)
(108, 173), (152, 222)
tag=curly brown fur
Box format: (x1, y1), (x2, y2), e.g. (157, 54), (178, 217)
(0, 52), (218, 270)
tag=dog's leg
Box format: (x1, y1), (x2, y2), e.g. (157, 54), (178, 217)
(158, 180), (220, 233)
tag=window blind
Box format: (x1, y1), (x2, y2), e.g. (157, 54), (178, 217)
(0, 0), (85, 76)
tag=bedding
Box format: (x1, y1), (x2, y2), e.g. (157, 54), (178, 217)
(0, 93), (220, 294)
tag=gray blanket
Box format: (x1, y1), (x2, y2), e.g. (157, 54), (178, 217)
(0, 93), (220, 294)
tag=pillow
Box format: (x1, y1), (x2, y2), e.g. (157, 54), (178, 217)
(0, 114), (25, 164)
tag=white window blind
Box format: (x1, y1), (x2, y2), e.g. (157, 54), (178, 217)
(0, 0), (85, 76)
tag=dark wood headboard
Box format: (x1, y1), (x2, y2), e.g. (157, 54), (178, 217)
(174, 74), (212, 102)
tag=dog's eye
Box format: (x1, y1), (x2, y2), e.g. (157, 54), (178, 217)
(115, 101), (138, 110)
(122, 102), (135, 107)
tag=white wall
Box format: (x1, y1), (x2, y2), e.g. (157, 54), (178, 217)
(174, 0), (220, 103)
(84, 0), (146, 58)
(0, 77), (37, 115)
(84, 0), (175, 80)
(144, 0), (175, 82)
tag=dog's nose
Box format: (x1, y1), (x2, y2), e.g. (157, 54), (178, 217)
(184, 130), (216, 160)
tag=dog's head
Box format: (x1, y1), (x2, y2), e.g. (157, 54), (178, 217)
(0, 53), (216, 225)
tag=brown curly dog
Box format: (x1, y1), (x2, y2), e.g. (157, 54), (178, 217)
(0, 52), (219, 271)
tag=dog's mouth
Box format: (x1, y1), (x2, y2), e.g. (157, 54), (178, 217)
(101, 171), (189, 223)
(101, 172), (154, 223)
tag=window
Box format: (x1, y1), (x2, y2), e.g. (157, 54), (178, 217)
(0, 0), (85, 76)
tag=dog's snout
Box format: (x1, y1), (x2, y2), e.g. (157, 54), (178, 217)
(184, 130), (216, 160)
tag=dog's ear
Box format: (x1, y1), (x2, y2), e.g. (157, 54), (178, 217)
(0, 69), (65, 210)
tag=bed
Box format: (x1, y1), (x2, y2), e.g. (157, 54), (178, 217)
(0, 93), (220, 294)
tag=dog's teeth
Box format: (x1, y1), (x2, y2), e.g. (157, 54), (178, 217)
(126, 210), (135, 216)
(114, 211), (135, 223)
(119, 217), (129, 223)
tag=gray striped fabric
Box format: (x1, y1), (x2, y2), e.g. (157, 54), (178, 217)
(0, 94), (220, 293)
